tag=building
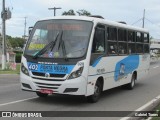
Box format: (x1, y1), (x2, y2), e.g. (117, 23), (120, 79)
(150, 39), (160, 50)
(150, 39), (160, 57)
(7, 51), (16, 63)
(150, 39), (160, 52)
(0, 36), (16, 65)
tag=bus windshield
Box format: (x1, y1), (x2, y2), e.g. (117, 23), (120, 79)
(24, 20), (93, 59)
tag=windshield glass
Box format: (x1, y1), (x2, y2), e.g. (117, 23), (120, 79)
(25, 20), (93, 59)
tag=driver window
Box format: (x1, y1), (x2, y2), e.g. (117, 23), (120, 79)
(32, 29), (48, 44)
(92, 25), (105, 54)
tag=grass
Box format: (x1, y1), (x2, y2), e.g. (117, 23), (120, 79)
(157, 54), (160, 58)
(152, 105), (160, 120)
(0, 64), (21, 74)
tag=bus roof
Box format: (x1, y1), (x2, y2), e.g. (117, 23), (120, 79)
(39, 16), (149, 33)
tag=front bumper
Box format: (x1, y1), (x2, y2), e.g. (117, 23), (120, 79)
(20, 72), (87, 96)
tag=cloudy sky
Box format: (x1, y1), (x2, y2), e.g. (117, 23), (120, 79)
(0, 0), (160, 39)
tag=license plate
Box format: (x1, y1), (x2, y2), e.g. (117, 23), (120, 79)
(39, 89), (53, 94)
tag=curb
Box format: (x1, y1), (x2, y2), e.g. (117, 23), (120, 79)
(120, 95), (160, 120)
(0, 74), (19, 76)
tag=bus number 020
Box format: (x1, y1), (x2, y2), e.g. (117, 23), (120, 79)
(29, 64), (38, 70)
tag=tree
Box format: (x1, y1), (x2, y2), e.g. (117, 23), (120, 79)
(62, 9), (76, 16)
(150, 36), (153, 40)
(62, 9), (91, 16)
(7, 35), (25, 49)
(77, 9), (91, 16)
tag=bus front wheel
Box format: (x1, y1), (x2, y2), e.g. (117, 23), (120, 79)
(36, 92), (48, 97)
(87, 80), (102, 103)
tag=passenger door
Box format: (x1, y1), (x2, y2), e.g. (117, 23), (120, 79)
(87, 24), (106, 96)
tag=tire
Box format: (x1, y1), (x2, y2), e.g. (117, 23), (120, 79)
(126, 74), (136, 90)
(87, 80), (102, 103)
(36, 92), (48, 97)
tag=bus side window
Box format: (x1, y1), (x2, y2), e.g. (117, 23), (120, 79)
(118, 29), (127, 55)
(128, 31), (135, 42)
(128, 43), (136, 54)
(136, 44), (143, 53)
(107, 27), (118, 55)
(108, 42), (117, 54)
(144, 33), (149, 43)
(90, 25), (105, 65)
(92, 26), (105, 53)
(128, 31), (136, 54)
(136, 32), (143, 43)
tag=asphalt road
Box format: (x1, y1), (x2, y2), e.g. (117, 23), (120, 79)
(0, 61), (160, 120)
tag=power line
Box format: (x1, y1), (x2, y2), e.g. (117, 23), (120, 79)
(132, 16), (160, 29)
(9, 0), (13, 10)
(131, 9), (160, 37)
(132, 9), (160, 28)
(131, 18), (143, 25)
(145, 18), (160, 37)
(145, 18), (160, 28)
(131, 9), (146, 27)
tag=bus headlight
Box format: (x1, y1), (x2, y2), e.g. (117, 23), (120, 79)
(68, 67), (84, 79)
(21, 63), (29, 76)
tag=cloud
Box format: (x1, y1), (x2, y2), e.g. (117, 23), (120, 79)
(0, 0), (159, 38)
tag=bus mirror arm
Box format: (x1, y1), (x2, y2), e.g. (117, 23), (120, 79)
(29, 27), (33, 36)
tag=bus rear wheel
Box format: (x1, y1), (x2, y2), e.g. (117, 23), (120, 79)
(87, 80), (102, 103)
(126, 73), (136, 90)
(36, 92), (48, 97)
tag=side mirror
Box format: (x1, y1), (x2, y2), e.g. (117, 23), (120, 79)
(28, 27), (33, 35)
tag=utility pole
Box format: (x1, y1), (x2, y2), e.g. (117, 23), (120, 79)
(1, 0), (11, 70)
(1, 0), (6, 70)
(142, 9), (145, 28)
(24, 17), (27, 40)
(48, 7), (62, 16)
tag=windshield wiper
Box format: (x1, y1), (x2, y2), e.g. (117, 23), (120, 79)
(58, 31), (63, 50)
(62, 40), (68, 61)
(58, 31), (68, 61)
(33, 32), (60, 59)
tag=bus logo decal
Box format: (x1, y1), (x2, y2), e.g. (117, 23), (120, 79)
(45, 73), (50, 78)
(48, 52), (54, 58)
(114, 55), (139, 81)
(119, 63), (125, 75)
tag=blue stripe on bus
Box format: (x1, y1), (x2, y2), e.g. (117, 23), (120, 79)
(89, 55), (139, 79)
(91, 56), (103, 67)
(27, 62), (75, 74)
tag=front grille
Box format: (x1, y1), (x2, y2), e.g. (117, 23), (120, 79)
(34, 82), (61, 86)
(32, 77), (65, 81)
(34, 82), (61, 90)
(32, 72), (45, 77)
(32, 72), (66, 78)
(38, 86), (58, 89)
